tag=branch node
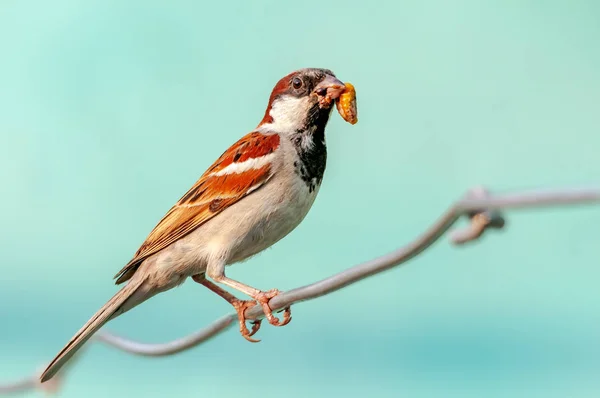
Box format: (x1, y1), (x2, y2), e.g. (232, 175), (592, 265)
(450, 186), (506, 245)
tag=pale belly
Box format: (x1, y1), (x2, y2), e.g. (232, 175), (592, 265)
(144, 176), (320, 286)
(226, 178), (320, 264)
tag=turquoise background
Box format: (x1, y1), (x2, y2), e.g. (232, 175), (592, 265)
(1, 0), (600, 397)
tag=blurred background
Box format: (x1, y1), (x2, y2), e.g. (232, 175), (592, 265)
(1, 0), (600, 397)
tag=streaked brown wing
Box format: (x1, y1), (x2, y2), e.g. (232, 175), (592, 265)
(114, 132), (281, 284)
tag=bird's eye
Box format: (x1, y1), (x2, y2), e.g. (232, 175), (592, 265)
(292, 77), (303, 89)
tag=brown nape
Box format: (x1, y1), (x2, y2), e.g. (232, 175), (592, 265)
(259, 71), (295, 126)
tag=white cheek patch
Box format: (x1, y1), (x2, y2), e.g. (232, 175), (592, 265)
(262, 95), (310, 133)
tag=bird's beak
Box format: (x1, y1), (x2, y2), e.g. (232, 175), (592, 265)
(314, 75), (346, 107)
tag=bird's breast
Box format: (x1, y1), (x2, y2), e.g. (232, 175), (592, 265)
(225, 163), (321, 264)
(188, 135), (328, 266)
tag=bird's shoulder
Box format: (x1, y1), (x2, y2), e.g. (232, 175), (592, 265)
(113, 131), (283, 284)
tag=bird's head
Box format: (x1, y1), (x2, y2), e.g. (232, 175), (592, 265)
(258, 68), (346, 134)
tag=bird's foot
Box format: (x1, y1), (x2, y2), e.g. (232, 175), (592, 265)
(253, 289), (292, 327)
(230, 299), (262, 343)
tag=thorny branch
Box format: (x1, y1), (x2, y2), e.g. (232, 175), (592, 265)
(2, 185), (599, 395)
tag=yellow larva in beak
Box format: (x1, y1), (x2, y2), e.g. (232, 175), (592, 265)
(335, 82), (358, 125)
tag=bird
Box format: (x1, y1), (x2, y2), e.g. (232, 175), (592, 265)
(39, 67), (356, 383)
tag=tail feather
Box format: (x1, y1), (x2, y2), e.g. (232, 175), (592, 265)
(39, 277), (147, 383)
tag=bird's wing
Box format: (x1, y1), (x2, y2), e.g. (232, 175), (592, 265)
(114, 132), (281, 284)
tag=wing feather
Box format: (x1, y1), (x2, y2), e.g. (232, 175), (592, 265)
(114, 132), (280, 284)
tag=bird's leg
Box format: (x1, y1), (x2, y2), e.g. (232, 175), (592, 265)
(220, 278), (292, 327)
(191, 274), (261, 342)
(205, 265), (292, 329)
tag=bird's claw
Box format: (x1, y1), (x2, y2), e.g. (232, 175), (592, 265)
(249, 320), (261, 336)
(231, 299), (262, 343)
(231, 289), (291, 342)
(254, 289), (292, 327)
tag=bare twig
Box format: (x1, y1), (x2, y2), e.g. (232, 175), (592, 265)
(93, 314), (236, 356)
(0, 349), (83, 396)
(2, 185), (599, 395)
(0, 378), (36, 395)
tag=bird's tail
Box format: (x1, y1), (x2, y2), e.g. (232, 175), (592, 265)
(39, 276), (147, 383)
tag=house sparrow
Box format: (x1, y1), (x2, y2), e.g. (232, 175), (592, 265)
(40, 68), (356, 383)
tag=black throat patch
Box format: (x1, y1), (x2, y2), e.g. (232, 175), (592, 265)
(292, 103), (331, 193)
